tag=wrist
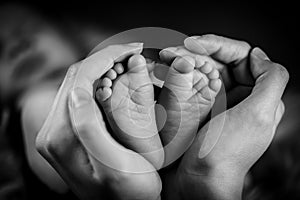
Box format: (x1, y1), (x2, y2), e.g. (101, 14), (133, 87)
(178, 162), (245, 200)
(203, 165), (245, 200)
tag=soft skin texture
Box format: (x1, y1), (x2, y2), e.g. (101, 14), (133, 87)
(35, 43), (161, 200)
(158, 53), (222, 166)
(96, 54), (164, 169)
(161, 35), (289, 200)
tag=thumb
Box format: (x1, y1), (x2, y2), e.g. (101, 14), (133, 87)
(275, 100), (285, 127)
(245, 47), (289, 115)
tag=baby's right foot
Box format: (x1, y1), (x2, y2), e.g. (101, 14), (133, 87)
(158, 56), (222, 164)
(96, 54), (164, 169)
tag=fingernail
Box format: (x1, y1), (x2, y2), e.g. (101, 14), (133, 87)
(189, 36), (201, 40)
(128, 42), (143, 47)
(252, 47), (270, 61)
(71, 88), (91, 108)
(184, 37), (208, 55)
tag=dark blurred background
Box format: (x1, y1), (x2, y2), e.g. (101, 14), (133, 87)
(1, 1), (298, 88)
(0, 1), (299, 200)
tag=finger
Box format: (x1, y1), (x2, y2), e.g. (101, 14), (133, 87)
(184, 34), (251, 64)
(185, 35), (255, 87)
(246, 48), (289, 115)
(68, 87), (155, 173)
(159, 46), (225, 71)
(35, 64), (96, 187)
(74, 43), (143, 95)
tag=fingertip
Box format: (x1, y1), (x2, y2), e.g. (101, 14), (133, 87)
(251, 47), (270, 61)
(184, 37), (208, 55)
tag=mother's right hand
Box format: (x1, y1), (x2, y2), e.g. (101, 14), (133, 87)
(35, 43), (161, 200)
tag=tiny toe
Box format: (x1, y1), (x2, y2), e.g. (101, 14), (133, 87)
(209, 79), (222, 92)
(208, 68), (220, 79)
(96, 87), (112, 102)
(128, 54), (147, 72)
(113, 63), (124, 74)
(106, 69), (117, 80)
(195, 55), (206, 68)
(193, 78), (207, 91)
(200, 62), (213, 74)
(199, 85), (212, 100)
(172, 56), (195, 74)
(100, 77), (112, 87)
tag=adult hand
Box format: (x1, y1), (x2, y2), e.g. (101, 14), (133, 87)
(35, 43), (161, 200)
(160, 35), (289, 200)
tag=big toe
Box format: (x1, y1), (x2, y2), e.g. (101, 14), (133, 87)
(128, 54), (147, 73)
(172, 56), (195, 74)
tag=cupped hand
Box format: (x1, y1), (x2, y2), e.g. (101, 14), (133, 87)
(35, 43), (162, 200)
(160, 35), (289, 200)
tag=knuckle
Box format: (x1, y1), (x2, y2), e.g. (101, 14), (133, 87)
(252, 109), (274, 126)
(273, 63), (290, 83)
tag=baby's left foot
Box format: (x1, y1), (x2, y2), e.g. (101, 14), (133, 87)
(158, 56), (222, 163)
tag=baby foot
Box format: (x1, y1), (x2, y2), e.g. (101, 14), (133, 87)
(96, 54), (164, 169)
(158, 56), (222, 165)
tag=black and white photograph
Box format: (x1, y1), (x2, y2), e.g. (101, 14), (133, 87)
(0, 1), (299, 200)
